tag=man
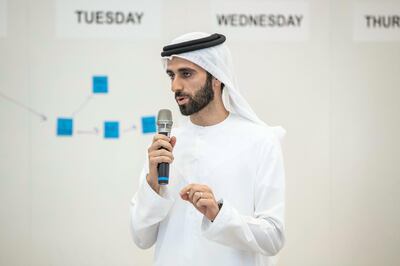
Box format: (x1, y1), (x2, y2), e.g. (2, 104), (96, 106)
(130, 32), (286, 266)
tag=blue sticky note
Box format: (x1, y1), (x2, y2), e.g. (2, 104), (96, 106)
(104, 121), (119, 139)
(141, 116), (156, 134)
(57, 118), (73, 136)
(93, 76), (108, 93)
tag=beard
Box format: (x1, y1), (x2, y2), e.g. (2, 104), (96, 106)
(175, 74), (214, 116)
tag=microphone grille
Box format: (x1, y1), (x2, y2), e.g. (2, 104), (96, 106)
(157, 109), (173, 133)
(157, 109), (172, 123)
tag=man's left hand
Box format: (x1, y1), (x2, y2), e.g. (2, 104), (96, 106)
(180, 184), (220, 221)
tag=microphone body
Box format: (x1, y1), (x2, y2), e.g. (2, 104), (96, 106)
(157, 109), (173, 185)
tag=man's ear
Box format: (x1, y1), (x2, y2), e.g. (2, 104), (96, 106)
(212, 78), (222, 92)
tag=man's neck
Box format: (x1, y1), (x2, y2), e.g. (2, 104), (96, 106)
(189, 99), (229, 127)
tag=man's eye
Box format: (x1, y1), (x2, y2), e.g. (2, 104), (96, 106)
(168, 74), (175, 80)
(182, 72), (191, 78)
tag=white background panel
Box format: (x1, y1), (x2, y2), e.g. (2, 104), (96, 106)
(0, 0), (6, 37)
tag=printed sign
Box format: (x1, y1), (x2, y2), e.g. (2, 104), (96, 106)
(354, 2), (400, 42)
(56, 0), (162, 39)
(211, 1), (309, 41)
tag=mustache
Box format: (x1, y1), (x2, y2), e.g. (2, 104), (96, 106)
(175, 91), (190, 98)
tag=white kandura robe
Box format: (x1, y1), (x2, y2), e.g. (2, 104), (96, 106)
(130, 113), (286, 266)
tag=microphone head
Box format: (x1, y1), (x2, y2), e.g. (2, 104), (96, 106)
(157, 109), (173, 133)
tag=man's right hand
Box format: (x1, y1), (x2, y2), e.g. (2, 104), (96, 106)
(146, 134), (177, 194)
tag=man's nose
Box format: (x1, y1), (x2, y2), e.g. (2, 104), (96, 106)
(171, 77), (183, 93)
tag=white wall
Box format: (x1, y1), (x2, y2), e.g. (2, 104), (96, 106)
(0, 0), (399, 265)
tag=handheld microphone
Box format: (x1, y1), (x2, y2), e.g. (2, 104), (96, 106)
(157, 109), (173, 185)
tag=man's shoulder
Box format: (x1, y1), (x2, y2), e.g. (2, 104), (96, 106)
(229, 114), (278, 144)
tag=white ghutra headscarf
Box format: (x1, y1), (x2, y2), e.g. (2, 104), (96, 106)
(161, 32), (286, 142)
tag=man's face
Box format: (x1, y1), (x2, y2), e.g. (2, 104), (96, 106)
(166, 57), (214, 116)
